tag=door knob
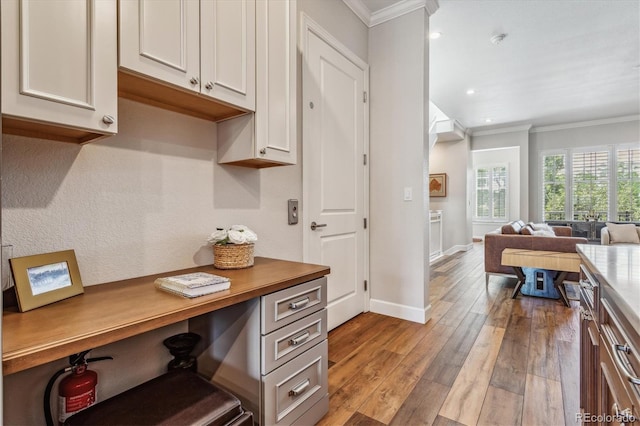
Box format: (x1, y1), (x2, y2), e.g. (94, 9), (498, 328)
(310, 222), (327, 231)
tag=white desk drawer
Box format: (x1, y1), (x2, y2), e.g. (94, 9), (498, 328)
(262, 340), (328, 426)
(262, 309), (327, 374)
(261, 277), (326, 334)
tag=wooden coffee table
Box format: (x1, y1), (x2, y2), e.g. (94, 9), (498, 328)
(501, 248), (581, 306)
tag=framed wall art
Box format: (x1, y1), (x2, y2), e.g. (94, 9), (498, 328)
(9, 249), (84, 312)
(429, 173), (447, 197)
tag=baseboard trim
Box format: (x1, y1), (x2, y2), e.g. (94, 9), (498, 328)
(370, 299), (431, 324)
(444, 243), (474, 256)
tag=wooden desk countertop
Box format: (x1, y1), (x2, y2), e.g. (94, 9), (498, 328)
(2, 257), (330, 376)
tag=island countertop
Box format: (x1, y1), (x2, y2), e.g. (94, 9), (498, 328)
(576, 244), (640, 333)
(2, 257), (330, 375)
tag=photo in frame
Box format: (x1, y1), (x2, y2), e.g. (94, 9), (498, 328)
(429, 173), (447, 197)
(9, 249), (84, 312)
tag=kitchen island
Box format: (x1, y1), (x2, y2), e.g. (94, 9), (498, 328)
(577, 244), (639, 424)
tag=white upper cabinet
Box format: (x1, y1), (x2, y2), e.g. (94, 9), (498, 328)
(119, 0), (200, 93)
(218, 0), (297, 167)
(201, 0), (256, 111)
(119, 0), (255, 114)
(1, 0), (118, 143)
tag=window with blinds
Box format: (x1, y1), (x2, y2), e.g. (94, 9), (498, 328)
(542, 153), (566, 221)
(617, 147), (640, 221)
(572, 150), (609, 220)
(474, 165), (508, 220)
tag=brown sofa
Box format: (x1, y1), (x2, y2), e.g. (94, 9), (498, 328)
(484, 220), (588, 285)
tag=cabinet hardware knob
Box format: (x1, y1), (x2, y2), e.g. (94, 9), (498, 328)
(205, 81), (214, 90)
(259, 148), (267, 155)
(102, 115), (115, 125)
(189, 77), (199, 85)
(309, 101), (314, 109)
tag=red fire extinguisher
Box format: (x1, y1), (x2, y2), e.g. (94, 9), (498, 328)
(44, 350), (113, 426)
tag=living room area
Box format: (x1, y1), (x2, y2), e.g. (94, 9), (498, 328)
(426, 0), (639, 256)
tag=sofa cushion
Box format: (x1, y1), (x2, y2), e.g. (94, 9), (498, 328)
(531, 229), (555, 237)
(605, 222), (640, 244)
(521, 225), (534, 235)
(502, 220), (525, 234)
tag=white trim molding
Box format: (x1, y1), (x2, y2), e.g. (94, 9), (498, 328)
(470, 124), (532, 137)
(444, 243), (474, 256)
(530, 115), (640, 133)
(343, 0), (439, 28)
(370, 299), (432, 324)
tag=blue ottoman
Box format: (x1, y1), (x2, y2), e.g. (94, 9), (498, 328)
(521, 268), (559, 299)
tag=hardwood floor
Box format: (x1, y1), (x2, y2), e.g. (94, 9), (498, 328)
(320, 243), (580, 426)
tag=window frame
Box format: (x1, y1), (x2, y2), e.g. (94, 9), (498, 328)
(540, 143), (639, 222)
(473, 163), (509, 222)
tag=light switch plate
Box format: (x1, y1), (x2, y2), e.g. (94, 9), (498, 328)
(403, 187), (413, 201)
(288, 199), (299, 225)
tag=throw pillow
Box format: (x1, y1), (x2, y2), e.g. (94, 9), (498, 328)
(521, 225), (534, 235)
(528, 222), (556, 234)
(605, 222), (640, 244)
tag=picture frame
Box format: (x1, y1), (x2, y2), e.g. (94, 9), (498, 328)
(429, 173), (447, 197)
(9, 249), (84, 312)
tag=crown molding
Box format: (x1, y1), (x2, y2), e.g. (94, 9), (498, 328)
(530, 115), (640, 133)
(343, 0), (439, 28)
(342, 0), (371, 27)
(470, 124), (532, 137)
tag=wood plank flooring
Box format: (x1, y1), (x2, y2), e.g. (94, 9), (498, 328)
(319, 243), (580, 426)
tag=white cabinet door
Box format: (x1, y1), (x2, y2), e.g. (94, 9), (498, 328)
(201, 0), (255, 111)
(255, 0), (297, 164)
(217, 0), (296, 167)
(119, 0), (200, 93)
(1, 0), (118, 138)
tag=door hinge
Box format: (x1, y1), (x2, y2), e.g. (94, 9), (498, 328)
(364, 218), (367, 229)
(363, 154), (367, 165)
(363, 91), (367, 103)
(364, 280), (368, 291)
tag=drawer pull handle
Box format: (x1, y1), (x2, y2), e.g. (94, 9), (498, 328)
(289, 297), (310, 310)
(579, 279), (593, 290)
(612, 344), (640, 385)
(288, 379), (310, 397)
(289, 332), (310, 346)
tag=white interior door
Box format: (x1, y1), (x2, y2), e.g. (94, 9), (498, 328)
(302, 17), (368, 331)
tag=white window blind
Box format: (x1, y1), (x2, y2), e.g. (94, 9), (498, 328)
(572, 150), (609, 220)
(616, 147), (640, 221)
(542, 153), (566, 221)
(474, 165), (508, 220)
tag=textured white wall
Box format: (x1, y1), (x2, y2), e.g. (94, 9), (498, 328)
(2, 99), (303, 286)
(369, 9), (430, 322)
(430, 135), (473, 252)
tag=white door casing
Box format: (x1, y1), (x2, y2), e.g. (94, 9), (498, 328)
(302, 15), (369, 331)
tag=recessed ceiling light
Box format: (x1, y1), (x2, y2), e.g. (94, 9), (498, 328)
(485, 118), (493, 123)
(430, 32), (442, 40)
(466, 89), (475, 95)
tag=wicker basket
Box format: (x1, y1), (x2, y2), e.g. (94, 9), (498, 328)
(213, 243), (254, 269)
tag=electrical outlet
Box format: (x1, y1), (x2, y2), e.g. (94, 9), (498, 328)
(288, 199), (299, 225)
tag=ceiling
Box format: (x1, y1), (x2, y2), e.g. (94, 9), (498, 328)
(355, 0), (640, 131)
